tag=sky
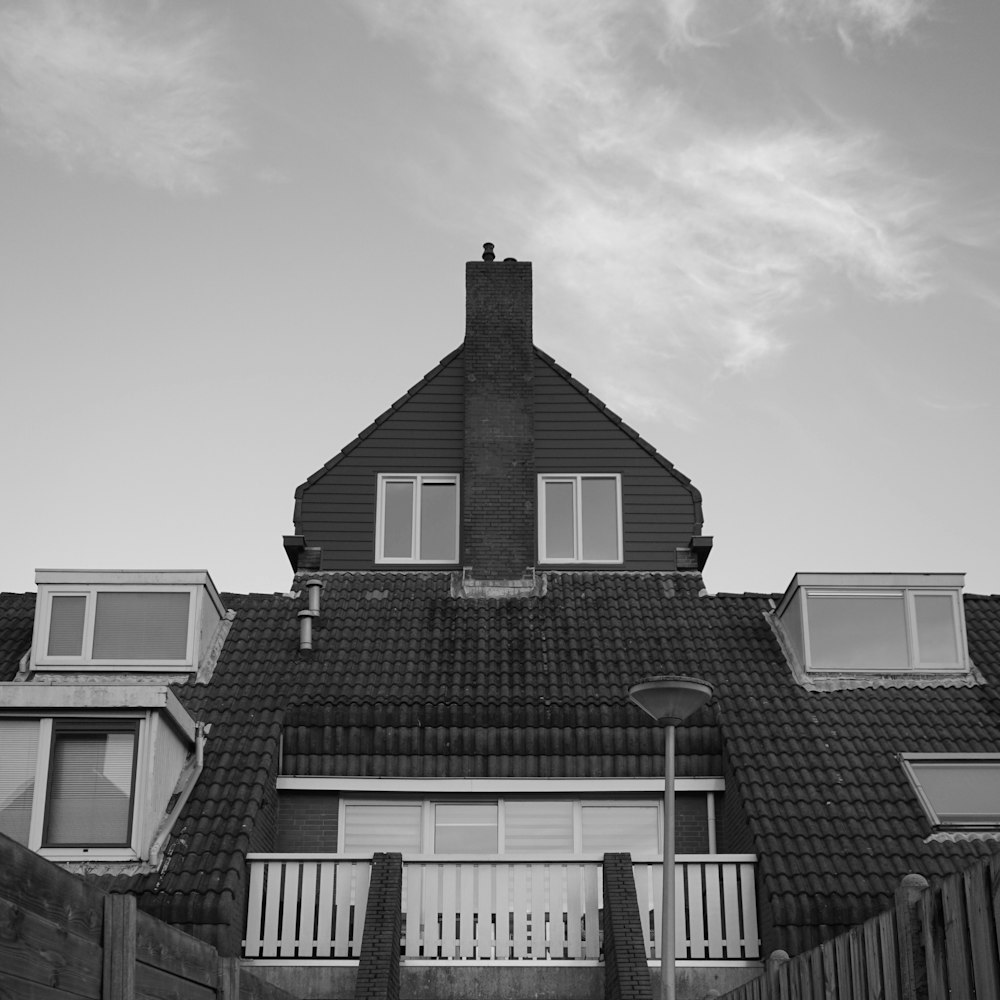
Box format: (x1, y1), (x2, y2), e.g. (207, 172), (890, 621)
(1, 0), (998, 599)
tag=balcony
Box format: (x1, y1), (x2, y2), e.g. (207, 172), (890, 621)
(243, 853), (760, 965)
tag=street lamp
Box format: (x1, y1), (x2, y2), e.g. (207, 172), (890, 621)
(629, 676), (714, 1000)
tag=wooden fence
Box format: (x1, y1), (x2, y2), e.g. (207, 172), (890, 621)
(718, 855), (1000, 999)
(0, 832), (296, 1000)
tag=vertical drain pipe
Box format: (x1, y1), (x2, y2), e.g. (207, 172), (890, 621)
(299, 578), (322, 650)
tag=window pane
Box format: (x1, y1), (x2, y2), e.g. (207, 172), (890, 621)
(544, 481), (575, 560)
(46, 728), (137, 846)
(505, 800), (574, 853)
(343, 803), (422, 852)
(420, 481), (457, 561)
(914, 594), (960, 665)
(383, 481), (415, 559)
(48, 595), (86, 656)
(582, 806), (659, 855)
(580, 477), (619, 560)
(435, 802), (497, 853)
(807, 593), (909, 671)
(0, 720), (38, 845)
(911, 762), (1000, 824)
(92, 592), (189, 660)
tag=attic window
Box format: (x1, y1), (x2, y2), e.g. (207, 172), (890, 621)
(902, 755), (1000, 828)
(33, 570), (224, 673)
(538, 474), (622, 563)
(375, 474), (459, 563)
(777, 574), (968, 675)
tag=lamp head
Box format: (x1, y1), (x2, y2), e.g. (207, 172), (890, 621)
(628, 675), (714, 726)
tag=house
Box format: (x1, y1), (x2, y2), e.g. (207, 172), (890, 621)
(2, 246), (1000, 1000)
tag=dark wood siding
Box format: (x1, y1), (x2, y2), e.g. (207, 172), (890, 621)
(296, 354), (465, 570)
(533, 356), (700, 571)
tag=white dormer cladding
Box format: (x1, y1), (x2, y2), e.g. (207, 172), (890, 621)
(776, 572), (970, 677)
(32, 570), (225, 674)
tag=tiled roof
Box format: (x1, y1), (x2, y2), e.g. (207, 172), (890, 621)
(4, 575), (1000, 952)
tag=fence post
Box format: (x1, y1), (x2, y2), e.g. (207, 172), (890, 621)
(765, 949), (788, 999)
(102, 893), (137, 1000)
(219, 956), (240, 1000)
(895, 872), (929, 1000)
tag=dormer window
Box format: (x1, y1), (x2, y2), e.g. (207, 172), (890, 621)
(902, 755), (1000, 828)
(777, 573), (968, 675)
(375, 474), (459, 563)
(33, 570), (224, 674)
(538, 474), (622, 563)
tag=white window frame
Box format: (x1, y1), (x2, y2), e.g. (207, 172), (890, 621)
(537, 474), (623, 564)
(337, 792), (717, 857)
(901, 753), (1000, 828)
(776, 574), (969, 675)
(35, 585), (198, 671)
(375, 473), (460, 564)
(1, 712), (151, 861)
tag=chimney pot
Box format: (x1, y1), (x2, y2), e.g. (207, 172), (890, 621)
(482, 242), (495, 262)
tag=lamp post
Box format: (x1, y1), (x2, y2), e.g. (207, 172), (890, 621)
(629, 676), (714, 1000)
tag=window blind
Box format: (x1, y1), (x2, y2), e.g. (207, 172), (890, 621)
(45, 727), (137, 846)
(92, 591), (189, 660)
(48, 595), (86, 656)
(343, 803), (422, 852)
(0, 719), (39, 845)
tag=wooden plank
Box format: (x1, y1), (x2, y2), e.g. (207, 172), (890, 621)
(722, 862), (742, 959)
(565, 864), (582, 959)
(243, 862), (266, 958)
(475, 863), (495, 959)
(0, 837), (103, 943)
(440, 863), (458, 958)
(134, 909), (217, 987)
(834, 932), (852, 1000)
(511, 865), (530, 958)
(103, 894), (135, 1000)
(297, 861), (317, 958)
(964, 862), (1000, 999)
(849, 924), (867, 999)
(403, 864), (422, 958)
(941, 874), (973, 999)
(921, 883), (948, 1000)
(135, 958), (214, 1000)
(261, 862), (282, 958)
(741, 863), (761, 959)
(820, 939), (837, 1000)
(530, 864), (548, 958)
(863, 917), (885, 1000)
(631, 863), (653, 958)
(687, 863), (705, 958)
(458, 863), (476, 958)
(494, 864), (511, 960)
(315, 862), (335, 958)
(878, 910), (900, 1000)
(278, 861), (300, 958)
(351, 860), (369, 958)
(0, 971), (95, 1000)
(0, 895), (103, 999)
(422, 863), (441, 959)
(808, 944), (825, 1000)
(583, 863), (601, 960)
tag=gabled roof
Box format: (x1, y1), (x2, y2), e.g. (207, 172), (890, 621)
(293, 345), (703, 515)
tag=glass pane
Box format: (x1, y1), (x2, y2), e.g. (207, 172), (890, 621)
(505, 800), (574, 853)
(0, 720), (38, 845)
(807, 593), (909, 671)
(383, 481), (414, 559)
(911, 762), (1000, 823)
(420, 481), (457, 561)
(343, 804), (422, 852)
(48, 595), (86, 656)
(582, 805), (659, 855)
(544, 480), (575, 560)
(914, 594), (960, 665)
(435, 802), (497, 853)
(580, 477), (619, 561)
(92, 592), (189, 660)
(46, 729), (137, 846)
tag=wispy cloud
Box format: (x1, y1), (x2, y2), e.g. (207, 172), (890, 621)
(0, 0), (240, 194)
(358, 0), (933, 387)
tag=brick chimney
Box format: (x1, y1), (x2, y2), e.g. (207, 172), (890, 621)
(461, 244), (536, 581)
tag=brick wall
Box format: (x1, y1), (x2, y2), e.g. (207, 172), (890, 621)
(462, 255), (535, 579)
(355, 852), (403, 1000)
(602, 852), (653, 1000)
(275, 792), (339, 852)
(675, 792), (709, 853)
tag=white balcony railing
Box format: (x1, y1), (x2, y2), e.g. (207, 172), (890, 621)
(244, 854), (759, 964)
